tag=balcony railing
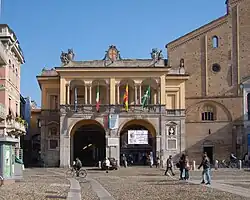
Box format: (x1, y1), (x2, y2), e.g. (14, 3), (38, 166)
(166, 109), (185, 116)
(6, 120), (26, 136)
(60, 104), (165, 115)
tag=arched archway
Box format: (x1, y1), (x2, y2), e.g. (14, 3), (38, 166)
(70, 119), (106, 166)
(119, 119), (156, 165)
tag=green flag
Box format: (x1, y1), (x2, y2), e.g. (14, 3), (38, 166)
(142, 86), (151, 108)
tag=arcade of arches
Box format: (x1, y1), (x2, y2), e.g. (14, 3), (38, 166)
(67, 119), (157, 166)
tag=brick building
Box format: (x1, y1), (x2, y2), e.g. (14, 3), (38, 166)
(166, 0), (250, 162)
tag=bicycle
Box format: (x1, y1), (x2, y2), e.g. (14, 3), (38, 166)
(65, 167), (87, 178)
(0, 175), (3, 187)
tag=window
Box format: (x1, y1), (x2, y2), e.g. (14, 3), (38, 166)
(202, 105), (215, 121)
(8, 60), (11, 81)
(48, 139), (59, 150)
(49, 127), (58, 136)
(49, 95), (58, 109)
(212, 36), (219, 48)
(8, 98), (11, 115)
(212, 63), (221, 72)
(15, 103), (18, 117)
(247, 93), (250, 120)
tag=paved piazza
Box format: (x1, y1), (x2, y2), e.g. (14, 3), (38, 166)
(1, 167), (250, 199)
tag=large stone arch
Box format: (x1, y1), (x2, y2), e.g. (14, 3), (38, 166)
(186, 100), (232, 122)
(66, 118), (105, 136)
(118, 119), (157, 165)
(69, 119), (106, 166)
(118, 119), (157, 137)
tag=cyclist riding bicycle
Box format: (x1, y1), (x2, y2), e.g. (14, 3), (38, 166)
(73, 157), (82, 177)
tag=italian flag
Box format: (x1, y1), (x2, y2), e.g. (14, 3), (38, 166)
(96, 85), (100, 111)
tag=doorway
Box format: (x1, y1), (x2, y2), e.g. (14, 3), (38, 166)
(73, 123), (106, 166)
(203, 146), (214, 164)
(120, 124), (156, 166)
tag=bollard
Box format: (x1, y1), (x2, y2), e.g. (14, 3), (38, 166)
(193, 161), (196, 170)
(214, 160), (218, 170)
(239, 160), (242, 170)
(98, 161), (102, 169)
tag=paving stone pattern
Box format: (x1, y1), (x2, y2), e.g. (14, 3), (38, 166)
(0, 168), (70, 200)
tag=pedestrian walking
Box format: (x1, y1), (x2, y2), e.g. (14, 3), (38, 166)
(198, 152), (211, 185)
(179, 154), (186, 180)
(164, 155), (175, 176)
(121, 154), (127, 168)
(184, 155), (190, 180)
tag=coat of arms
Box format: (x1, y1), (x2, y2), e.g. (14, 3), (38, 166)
(103, 45), (121, 62)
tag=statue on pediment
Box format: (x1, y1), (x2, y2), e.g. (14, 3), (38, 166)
(60, 49), (75, 65)
(151, 48), (163, 62)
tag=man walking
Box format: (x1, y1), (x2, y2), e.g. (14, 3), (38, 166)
(198, 152), (211, 185)
(164, 155), (175, 176)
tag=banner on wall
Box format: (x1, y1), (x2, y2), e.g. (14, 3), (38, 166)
(109, 114), (119, 129)
(128, 130), (148, 144)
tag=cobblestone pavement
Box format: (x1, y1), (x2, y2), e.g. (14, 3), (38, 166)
(2, 167), (250, 200)
(0, 168), (70, 200)
(87, 167), (250, 200)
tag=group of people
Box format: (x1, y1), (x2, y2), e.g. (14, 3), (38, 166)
(164, 152), (211, 185)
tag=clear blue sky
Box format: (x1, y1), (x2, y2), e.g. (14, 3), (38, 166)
(2, 0), (227, 106)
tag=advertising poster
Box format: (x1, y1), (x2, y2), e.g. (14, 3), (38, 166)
(128, 130), (148, 144)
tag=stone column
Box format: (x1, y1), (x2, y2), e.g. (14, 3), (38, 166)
(134, 85), (138, 104)
(106, 86), (109, 105)
(117, 84), (120, 104)
(139, 85), (142, 104)
(154, 91), (157, 104)
(66, 84), (70, 104)
(85, 85), (88, 104)
(89, 86), (92, 104)
(74, 87), (78, 111)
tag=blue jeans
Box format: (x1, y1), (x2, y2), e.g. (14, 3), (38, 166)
(202, 168), (211, 183)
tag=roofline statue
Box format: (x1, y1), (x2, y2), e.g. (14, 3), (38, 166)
(60, 49), (75, 65)
(151, 48), (164, 62)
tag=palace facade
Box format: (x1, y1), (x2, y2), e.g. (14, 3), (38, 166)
(37, 46), (188, 167)
(37, 0), (250, 167)
(166, 0), (250, 162)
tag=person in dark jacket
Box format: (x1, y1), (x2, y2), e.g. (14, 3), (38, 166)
(179, 154), (186, 180)
(198, 152), (211, 185)
(73, 158), (82, 177)
(164, 155), (175, 176)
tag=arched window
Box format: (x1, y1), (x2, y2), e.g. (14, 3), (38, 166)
(201, 105), (215, 121)
(212, 36), (219, 48)
(247, 93), (250, 120)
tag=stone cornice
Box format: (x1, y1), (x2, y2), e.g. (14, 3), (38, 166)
(166, 15), (228, 50)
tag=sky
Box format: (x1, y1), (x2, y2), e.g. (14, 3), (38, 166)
(1, 0), (227, 106)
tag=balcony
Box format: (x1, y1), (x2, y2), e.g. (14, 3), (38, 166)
(166, 109), (185, 117)
(60, 104), (165, 116)
(6, 115), (27, 136)
(0, 103), (6, 120)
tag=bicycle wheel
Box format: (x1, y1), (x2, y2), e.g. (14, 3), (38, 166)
(65, 169), (75, 177)
(78, 169), (87, 178)
(0, 175), (3, 187)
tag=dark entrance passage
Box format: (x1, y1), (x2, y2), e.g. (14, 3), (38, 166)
(120, 124), (156, 166)
(73, 123), (106, 166)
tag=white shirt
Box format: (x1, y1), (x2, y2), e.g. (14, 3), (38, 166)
(105, 159), (110, 167)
